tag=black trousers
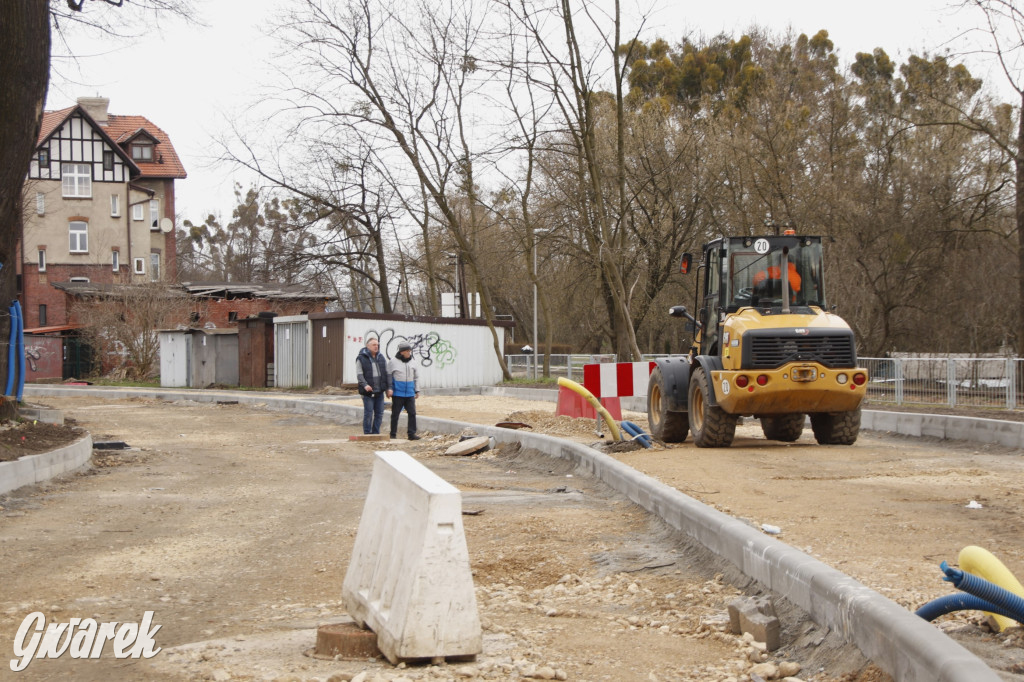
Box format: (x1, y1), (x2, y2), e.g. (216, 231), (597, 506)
(390, 395), (417, 437)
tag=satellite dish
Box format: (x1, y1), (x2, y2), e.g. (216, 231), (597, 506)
(160, 218), (173, 233)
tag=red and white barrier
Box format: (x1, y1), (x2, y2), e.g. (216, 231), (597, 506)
(557, 361), (655, 421)
(583, 361), (656, 398)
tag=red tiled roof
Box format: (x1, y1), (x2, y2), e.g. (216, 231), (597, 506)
(37, 106), (187, 180)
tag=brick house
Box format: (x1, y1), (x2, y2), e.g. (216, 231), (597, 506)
(20, 96), (185, 329)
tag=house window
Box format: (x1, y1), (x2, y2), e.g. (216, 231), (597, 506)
(132, 203), (144, 221)
(149, 199), (160, 230)
(149, 252), (160, 281)
(38, 305), (47, 327)
(69, 221), (88, 253)
(61, 163), (91, 198)
(111, 194), (120, 217)
(133, 257), (145, 275)
(70, 277), (90, 283)
(228, 312), (238, 323)
(38, 149), (49, 168)
(131, 144), (153, 161)
(37, 249), (46, 272)
(112, 250), (120, 272)
(190, 312), (200, 324)
(103, 151), (114, 171)
(35, 193), (44, 216)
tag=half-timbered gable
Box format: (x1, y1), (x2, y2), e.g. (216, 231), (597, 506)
(29, 109), (136, 187)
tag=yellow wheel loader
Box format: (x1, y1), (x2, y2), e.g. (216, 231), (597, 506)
(648, 233), (867, 448)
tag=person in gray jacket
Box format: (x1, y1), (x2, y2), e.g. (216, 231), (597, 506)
(386, 341), (420, 440)
(355, 337), (387, 434)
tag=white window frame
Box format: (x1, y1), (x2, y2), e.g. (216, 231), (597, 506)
(37, 249), (46, 272)
(61, 163), (92, 198)
(149, 199), (160, 230)
(112, 251), (120, 272)
(69, 221), (88, 253)
(150, 252), (160, 281)
(133, 257), (145, 275)
(69, 277), (90, 283)
(35, 192), (44, 216)
(132, 203), (144, 221)
(110, 194), (120, 217)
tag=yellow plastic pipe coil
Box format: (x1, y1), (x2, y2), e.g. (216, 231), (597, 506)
(958, 545), (1024, 632)
(556, 377), (622, 441)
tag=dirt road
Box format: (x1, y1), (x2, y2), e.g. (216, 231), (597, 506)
(1, 393), (1023, 681)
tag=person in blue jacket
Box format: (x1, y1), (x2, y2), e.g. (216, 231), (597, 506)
(355, 337), (387, 434)
(387, 341), (420, 440)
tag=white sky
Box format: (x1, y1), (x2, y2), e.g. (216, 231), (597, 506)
(45, 0), (1012, 226)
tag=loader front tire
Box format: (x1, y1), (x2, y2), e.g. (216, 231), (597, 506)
(688, 368), (737, 448)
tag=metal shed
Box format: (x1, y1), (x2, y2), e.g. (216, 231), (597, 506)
(273, 315), (311, 389)
(307, 312), (512, 390)
(238, 315), (276, 388)
(159, 328), (239, 388)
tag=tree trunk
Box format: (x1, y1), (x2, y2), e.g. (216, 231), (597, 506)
(0, 2), (51, 412)
(1017, 90), (1024, 355)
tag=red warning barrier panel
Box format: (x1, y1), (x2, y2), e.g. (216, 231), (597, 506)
(583, 361), (656, 399)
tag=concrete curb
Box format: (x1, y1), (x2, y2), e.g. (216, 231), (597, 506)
(0, 432), (93, 496)
(21, 385), (1001, 681)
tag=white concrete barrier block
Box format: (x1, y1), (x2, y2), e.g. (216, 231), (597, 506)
(342, 450), (481, 664)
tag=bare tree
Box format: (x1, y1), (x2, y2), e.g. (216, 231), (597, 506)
(72, 283), (192, 380)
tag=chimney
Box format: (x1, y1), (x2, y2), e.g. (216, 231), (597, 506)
(77, 96), (109, 125)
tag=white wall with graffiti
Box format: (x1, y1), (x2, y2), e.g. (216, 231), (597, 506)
(342, 318), (504, 388)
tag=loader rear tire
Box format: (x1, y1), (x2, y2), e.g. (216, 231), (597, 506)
(761, 414), (805, 442)
(647, 366), (689, 442)
(688, 367), (737, 448)
(810, 408), (861, 445)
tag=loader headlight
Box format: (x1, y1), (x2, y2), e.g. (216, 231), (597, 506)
(837, 373), (848, 385)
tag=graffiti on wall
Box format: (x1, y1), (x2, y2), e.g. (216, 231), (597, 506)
(25, 346), (43, 372)
(366, 328), (457, 369)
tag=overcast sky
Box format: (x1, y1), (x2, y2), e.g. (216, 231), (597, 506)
(45, 0), (1011, 226)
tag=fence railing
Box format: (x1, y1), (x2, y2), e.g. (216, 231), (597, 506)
(861, 356), (1021, 409)
(507, 353), (1024, 410)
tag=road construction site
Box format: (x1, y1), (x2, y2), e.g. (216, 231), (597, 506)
(2, 387), (1024, 681)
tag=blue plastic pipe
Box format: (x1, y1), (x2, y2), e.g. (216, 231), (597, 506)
(916, 562), (1024, 625)
(620, 420), (652, 448)
(14, 300), (25, 402)
(5, 304), (15, 396)
(916, 593), (1023, 623)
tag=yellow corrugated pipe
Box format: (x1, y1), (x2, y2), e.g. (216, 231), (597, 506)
(556, 377), (622, 441)
(958, 545), (1024, 632)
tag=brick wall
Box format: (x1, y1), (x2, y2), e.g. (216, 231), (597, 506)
(21, 263), (126, 329)
(192, 298), (327, 329)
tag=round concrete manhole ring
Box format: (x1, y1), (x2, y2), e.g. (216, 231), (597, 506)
(309, 622), (381, 660)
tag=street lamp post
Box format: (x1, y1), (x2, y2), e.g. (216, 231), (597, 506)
(532, 228), (553, 380)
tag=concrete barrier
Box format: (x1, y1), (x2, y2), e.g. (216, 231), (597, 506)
(342, 450), (481, 664)
(0, 433), (93, 496)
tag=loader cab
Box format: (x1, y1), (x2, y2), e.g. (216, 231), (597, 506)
(692, 235), (827, 356)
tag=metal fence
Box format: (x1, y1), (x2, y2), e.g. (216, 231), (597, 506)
(507, 353), (1024, 410)
(862, 356), (1022, 409)
(504, 354), (616, 380)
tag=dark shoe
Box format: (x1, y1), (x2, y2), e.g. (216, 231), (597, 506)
(408, 434), (421, 441)
(389, 433), (397, 439)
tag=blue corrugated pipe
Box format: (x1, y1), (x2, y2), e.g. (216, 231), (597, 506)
(916, 593), (1022, 622)
(915, 561), (1024, 625)
(14, 300), (25, 402)
(620, 420), (652, 448)
(5, 303), (15, 396)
